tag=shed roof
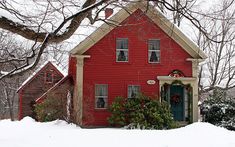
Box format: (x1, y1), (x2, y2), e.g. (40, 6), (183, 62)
(35, 75), (73, 103)
(17, 61), (65, 92)
(70, 1), (207, 59)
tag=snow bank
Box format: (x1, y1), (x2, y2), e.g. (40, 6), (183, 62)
(0, 118), (235, 147)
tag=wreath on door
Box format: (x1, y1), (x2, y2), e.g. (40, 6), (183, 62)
(171, 94), (180, 104)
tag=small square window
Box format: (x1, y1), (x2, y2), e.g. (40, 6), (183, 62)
(95, 84), (108, 109)
(128, 85), (140, 98)
(45, 72), (53, 83)
(148, 39), (160, 63)
(116, 38), (128, 62)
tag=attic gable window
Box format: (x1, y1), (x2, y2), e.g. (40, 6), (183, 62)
(45, 71), (53, 83)
(148, 39), (160, 63)
(116, 38), (128, 62)
(95, 84), (108, 109)
(128, 85), (140, 98)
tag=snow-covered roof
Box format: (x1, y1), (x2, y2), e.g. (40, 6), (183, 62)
(17, 61), (66, 92)
(70, 1), (207, 60)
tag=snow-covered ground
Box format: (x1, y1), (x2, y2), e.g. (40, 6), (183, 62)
(0, 117), (235, 147)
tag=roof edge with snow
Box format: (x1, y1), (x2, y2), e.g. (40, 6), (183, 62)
(17, 61), (65, 92)
(70, 1), (207, 59)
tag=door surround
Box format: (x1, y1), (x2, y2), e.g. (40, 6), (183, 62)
(157, 76), (198, 122)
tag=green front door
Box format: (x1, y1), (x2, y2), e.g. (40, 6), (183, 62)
(170, 85), (184, 121)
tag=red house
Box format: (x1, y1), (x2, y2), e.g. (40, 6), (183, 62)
(18, 61), (64, 120)
(69, 1), (206, 126)
(19, 1), (207, 127)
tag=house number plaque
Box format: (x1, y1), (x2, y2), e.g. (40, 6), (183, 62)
(147, 80), (156, 85)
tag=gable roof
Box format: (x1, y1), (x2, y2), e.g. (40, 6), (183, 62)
(70, 1), (207, 59)
(35, 75), (74, 103)
(17, 61), (65, 92)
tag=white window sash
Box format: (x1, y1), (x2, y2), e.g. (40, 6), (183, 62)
(148, 50), (160, 63)
(128, 85), (140, 98)
(95, 85), (108, 109)
(116, 49), (128, 62)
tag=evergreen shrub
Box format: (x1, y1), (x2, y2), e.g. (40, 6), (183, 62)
(34, 97), (63, 122)
(201, 89), (235, 130)
(108, 94), (177, 129)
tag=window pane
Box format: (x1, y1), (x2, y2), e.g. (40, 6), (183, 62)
(148, 39), (160, 63)
(95, 85), (107, 96)
(116, 38), (128, 62)
(116, 38), (128, 49)
(95, 84), (108, 109)
(116, 50), (128, 61)
(148, 40), (160, 50)
(128, 85), (140, 98)
(148, 51), (160, 62)
(45, 72), (53, 83)
(96, 97), (107, 108)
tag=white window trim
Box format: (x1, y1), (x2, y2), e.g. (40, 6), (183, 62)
(148, 50), (160, 63)
(116, 38), (129, 62)
(148, 39), (160, 63)
(95, 84), (108, 109)
(127, 85), (140, 99)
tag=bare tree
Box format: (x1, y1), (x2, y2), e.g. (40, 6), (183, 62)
(0, 0), (112, 80)
(0, 78), (21, 120)
(160, 0), (197, 27)
(1, 0), (235, 80)
(0, 29), (68, 120)
(0, 31), (33, 120)
(194, 0), (235, 94)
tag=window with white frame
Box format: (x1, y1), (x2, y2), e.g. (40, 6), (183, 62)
(95, 84), (108, 109)
(128, 85), (140, 98)
(116, 38), (128, 62)
(148, 39), (160, 63)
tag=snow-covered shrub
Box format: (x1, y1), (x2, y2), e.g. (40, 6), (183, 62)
(201, 89), (235, 130)
(108, 94), (177, 129)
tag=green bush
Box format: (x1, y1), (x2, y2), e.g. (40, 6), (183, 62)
(34, 97), (64, 122)
(108, 94), (177, 129)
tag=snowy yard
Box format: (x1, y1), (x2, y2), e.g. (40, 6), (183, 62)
(0, 117), (235, 147)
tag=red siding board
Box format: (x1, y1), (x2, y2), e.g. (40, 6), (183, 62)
(68, 56), (77, 81)
(71, 9), (192, 126)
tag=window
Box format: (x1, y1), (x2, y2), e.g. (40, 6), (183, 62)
(148, 39), (160, 63)
(95, 84), (108, 109)
(128, 85), (140, 98)
(116, 38), (128, 62)
(45, 72), (53, 83)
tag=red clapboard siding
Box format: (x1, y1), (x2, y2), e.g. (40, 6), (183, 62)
(68, 56), (77, 81)
(70, 9), (193, 126)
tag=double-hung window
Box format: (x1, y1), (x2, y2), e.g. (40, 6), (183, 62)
(95, 84), (108, 109)
(116, 38), (128, 62)
(148, 39), (160, 63)
(128, 85), (140, 98)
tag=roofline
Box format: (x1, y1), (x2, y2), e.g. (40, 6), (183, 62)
(69, 1), (207, 59)
(17, 61), (64, 93)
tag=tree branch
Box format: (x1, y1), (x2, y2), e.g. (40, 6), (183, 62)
(0, 0), (109, 43)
